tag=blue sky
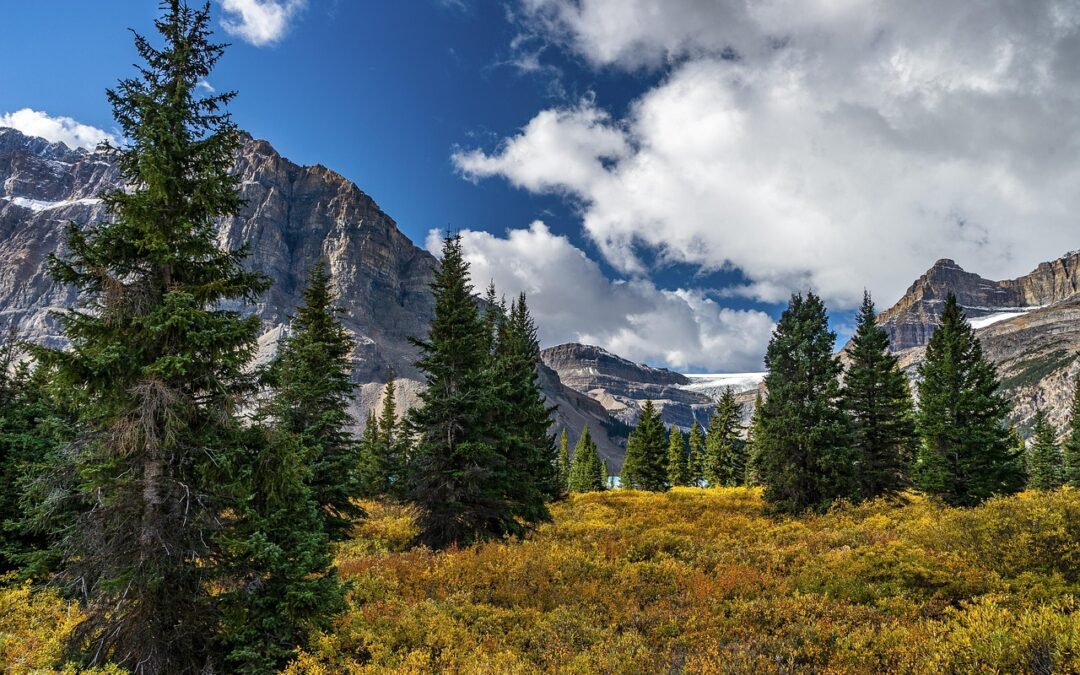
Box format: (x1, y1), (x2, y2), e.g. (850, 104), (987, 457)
(4, 1), (1079, 371)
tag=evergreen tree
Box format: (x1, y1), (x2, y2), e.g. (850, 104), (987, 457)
(620, 400), (668, 491)
(841, 291), (917, 500)
(358, 376), (404, 499)
(666, 426), (690, 486)
(744, 392), (764, 486)
(218, 427), (345, 674)
(0, 334), (74, 577)
(407, 234), (518, 548)
(567, 426), (605, 493)
(267, 261), (362, 541)
(914, 294), (1024, 506)
(686, 419), (705, 486)
(36, 3), (271, 670)
(757, 292), (856, 514)
(557, 428), (572, 496)
(600, 458), (609, 490)
(704, 388), (746, 487)
(1064, 375), (1080, 488)
(494, 294), (559, 511)
(1027, 408), (1064, 491)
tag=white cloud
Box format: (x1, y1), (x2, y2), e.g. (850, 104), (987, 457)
(0, 109), (116, 151)
(459, 0), (1080, 310)
(427, 222), (775, 371)
(219, 0), (306, 47)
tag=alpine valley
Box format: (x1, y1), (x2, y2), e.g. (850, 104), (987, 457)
(2, 125), (1078, 471)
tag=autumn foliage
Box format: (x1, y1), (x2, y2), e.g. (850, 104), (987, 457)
(5, 488), (1079, 673)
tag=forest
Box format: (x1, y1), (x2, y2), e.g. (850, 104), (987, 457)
(1, 3), (1078, 674)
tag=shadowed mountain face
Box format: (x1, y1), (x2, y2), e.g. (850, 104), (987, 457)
(0, 127), (627, 461)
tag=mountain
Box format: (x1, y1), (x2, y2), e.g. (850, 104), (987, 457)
(540, 343), (762, 430)
(0, 126), (625, 461)
(879, 255), (1080, 351)
(880, 254), (1080, 432)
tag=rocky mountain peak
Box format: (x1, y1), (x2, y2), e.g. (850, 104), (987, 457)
(877, 252), (1080, 351)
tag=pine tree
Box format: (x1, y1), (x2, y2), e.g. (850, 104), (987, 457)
(915, 294), (1024, 506)
(704, 388), (746, 487)
(744, 392), (764, 486)
(620, 400), (668, 491)
(842, 291), (917, 500)
(1064, 375), (1080, 488)
(666, 426), (689, 487)
(687, 419), (705, 486)
(358, 376), (404, 499)
(218, 427), (345, 674)
(1027, 408), (1064, 491)
(495, 294), (559, 511)
(567, 426), (605, 493)
(557, 428), (572, 496)
(36, 4), (271, 670)
(0, 333), (73, 577)
(757, 292), (856, 514)
(267, 261), (362, 541)
(406, 234), (517, 548)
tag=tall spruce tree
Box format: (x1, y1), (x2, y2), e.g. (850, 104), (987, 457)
(218, 427), (344, 674)
(744, 392), (764, 486)
(267, 261), (362, 541)
(0, 334), (73, 577)
(1027, 408), (1064, 491)
(557, 428), (572, 496)
(914, 294), (1024, 506)
(407, 234), (517, 548)
(704, 388), (746, 487)
(617, 399), (665, 490)
(1064, 375), (1080, 488)
(687, 419), (705, 486)
(666, 426), (690, 487)
(37, 3), (270, 670)
(567, 427), (605, 493)
(757, 292), (855, 514)
(841, 291), (917, 500)
(492, 294), (558, 518)
(620, 400), (668, 491)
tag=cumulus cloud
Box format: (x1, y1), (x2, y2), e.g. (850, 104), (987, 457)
(219, 0), (306, 47)
(0, 109), (116, 151)
(427, 222), (775, 371)
(459, 0), (1080, 309)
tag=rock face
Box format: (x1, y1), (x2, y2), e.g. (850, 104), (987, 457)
(540, 343), (757, 430)
(879, 255), (1080, 351)
(880, 255), (1080, 434)
(0, 126), (436, 382)
(0, 126), (626, 460)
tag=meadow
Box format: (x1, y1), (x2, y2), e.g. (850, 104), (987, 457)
(4, 487), (1079, 674)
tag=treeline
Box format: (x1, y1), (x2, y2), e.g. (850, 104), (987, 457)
(603, 289), (1080, 513)
(0, 4), (559, 674)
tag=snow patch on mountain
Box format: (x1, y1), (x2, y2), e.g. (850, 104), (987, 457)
(1, 196), (102, 212)
(679, 372), (765, 395)
(969, 308), (1039, 330)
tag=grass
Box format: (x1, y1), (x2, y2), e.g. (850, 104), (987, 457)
(4, 488), (1079, 673)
